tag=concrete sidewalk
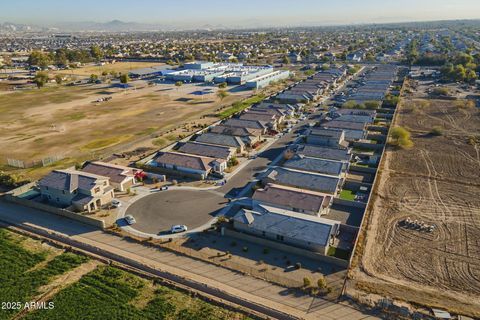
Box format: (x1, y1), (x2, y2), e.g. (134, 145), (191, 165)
(0, 200), (379, 320)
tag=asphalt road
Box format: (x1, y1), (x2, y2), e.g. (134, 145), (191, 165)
(125, 190), (227, 234)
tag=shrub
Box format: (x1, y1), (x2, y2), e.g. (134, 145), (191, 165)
(317, 276), (327, 289)
(390, 126), (414, 148)
(303, 277), (312, 288)
(295, 262), (302, 269)
(263, 248), (269, 254)
(171, 179), (178, 185)
(242, 246), (248, 252)
(430, 126), (443, 136)
(230, 241), (237, 247)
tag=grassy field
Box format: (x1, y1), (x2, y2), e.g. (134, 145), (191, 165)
(0, 79), (251, 180)
(0, 229), (89, 320)
(26, 265), (250, 320)
(52, 62), (165, 77)
(217, 94), (265, 119)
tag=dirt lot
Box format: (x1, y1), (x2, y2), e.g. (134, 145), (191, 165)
(348, 96), (480, 317)
(0, 80), (251, 180)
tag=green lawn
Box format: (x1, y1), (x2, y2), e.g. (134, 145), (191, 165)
(26, 265), (250, 320)
(339, 189), (356, 201)
(216, 94), (265, 119)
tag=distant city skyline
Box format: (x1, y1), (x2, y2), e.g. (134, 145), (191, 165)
(1, 0), (480, 28)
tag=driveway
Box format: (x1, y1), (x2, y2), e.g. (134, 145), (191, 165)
(125, 189), (227, 234)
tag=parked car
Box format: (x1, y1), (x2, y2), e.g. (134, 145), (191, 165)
(124, 215), (136, 225)
(171, 225), (188, 233)
(160, 186), (169, 191)
(111, 199), (122, 208)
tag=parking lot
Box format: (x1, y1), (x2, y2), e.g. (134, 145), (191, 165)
(124, 189), (227, 234)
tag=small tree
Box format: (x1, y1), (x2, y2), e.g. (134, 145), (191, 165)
(119, 74), (129, 84)
(90, 73), (98, 82)
(217, 89), (228, 101)
(55, 74), (63, 84)
(218, 82), (227, 89)
(364, 100), (381, 110)
(175, 81), (183, 88)
(33, 71), (49, 88)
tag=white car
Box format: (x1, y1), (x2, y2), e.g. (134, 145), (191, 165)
(124, 215), (136, 225)
(171, 225), (188, 233)
(111, 199), (122, 208)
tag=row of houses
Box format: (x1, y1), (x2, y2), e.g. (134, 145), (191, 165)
(229, 62), (398, 254)
(148, 99), (302, 180)
(347, 65), (397, 102)
(37, 161), (144, 212)
(275, 67), (348, 104)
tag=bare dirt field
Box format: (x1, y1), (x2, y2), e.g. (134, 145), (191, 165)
(0, 80), (251, 180)
(348, 97), (480, 317)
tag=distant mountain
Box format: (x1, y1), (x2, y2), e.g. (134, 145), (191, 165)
(52, 20), (165, 32)
(0, 22), (44, 32)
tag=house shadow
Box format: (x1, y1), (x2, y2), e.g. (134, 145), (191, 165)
(180, 230), (345, 278)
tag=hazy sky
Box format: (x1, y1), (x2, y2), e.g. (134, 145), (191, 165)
(1, 0), (480, 27)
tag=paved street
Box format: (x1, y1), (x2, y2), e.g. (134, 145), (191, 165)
(125, 189), (226, 234)
(0, 200), (380, 320)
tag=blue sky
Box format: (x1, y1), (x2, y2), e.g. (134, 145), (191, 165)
(2, 0), (480, 27)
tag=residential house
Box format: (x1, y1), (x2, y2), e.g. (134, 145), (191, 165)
(232, 204), (340, 254)
(238, 111), (279, 130)
(150, 152), (226, 179)
(82, 161), (140, 192)
(222, 118), (268, 133)
(209, 125), (262, 147)
(262, 167), (342, 195)
(319, 120), (367, 141)
(252, 183), (333, 216)
(177, 142), (235, 160)
(38, 169), (114, 212)
(195, 133), (246, 153)
(305, 127), (349, 148)
(284, 154), (347, 176)
(286, 144), (352, 163)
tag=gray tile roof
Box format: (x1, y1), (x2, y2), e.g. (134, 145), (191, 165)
(233, 204), (340, 247)
(177, 142), (233, 160)
(284, 155), (343, 176)
(321, 120), (366, 131)
(308, 127), (344, 139)
(296, 144), (351, 162)
(210, 125), (262, 138)
(253, 183), (331, 214)
(196, 133), (245, 149)
(222, 119), (267, 130)
(82, 161), (135, 184)
(38, 169), (107, 192)
(264, 167), (340, 194)
(153, 152), (213, 171)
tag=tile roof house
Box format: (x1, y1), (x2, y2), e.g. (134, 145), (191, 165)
(262, 167), (342, 195)
(305, 127), (349, 149)
(209, 125), (262, 146)
(38, 169), (114, 212)
(195, 133), (245, 153)
(238, 111), (279, 129)
(284, 154), (346, 176)
(82, 161), (140, 192)
(286, 144), (352, 162)
(252, 183), (333, 216)
(232, 203), (340, 254)
(150, 151), (226, 179)
(222, 118), (268, 133)
(177, 142), (236, 160)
